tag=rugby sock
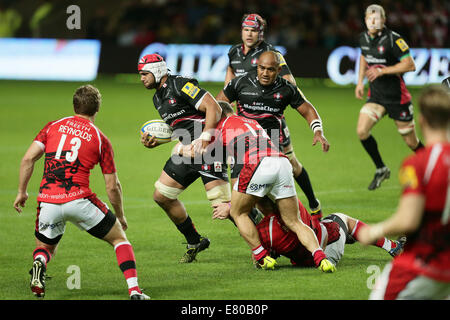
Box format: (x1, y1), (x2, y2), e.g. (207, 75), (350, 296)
(33, 247), (51, 267)
(252, 245), (269, 263)
(294, 168), (320, 210)
(360, 135), (385, 169)
(312, 248), (327, 267)
(351, 220), (395, 251)
(413, 141), (424, 153)
(114, 241), (141, 295)
(176, 216), (201, 245)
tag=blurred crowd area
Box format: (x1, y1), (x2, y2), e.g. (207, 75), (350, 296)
(1, 0), (448, 48)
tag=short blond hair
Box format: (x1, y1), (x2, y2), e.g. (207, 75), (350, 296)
(365, 4), (386, 20)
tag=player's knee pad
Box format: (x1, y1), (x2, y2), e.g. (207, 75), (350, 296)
(154, 180), (183, 200)
(206, 183), (232, 205)
(397, 120), (415, 135)
(360, 105), (383, 123)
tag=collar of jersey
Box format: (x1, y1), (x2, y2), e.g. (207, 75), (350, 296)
(367, 27), (387, 40)
(241, 41), (264, 56)
(255, 74), (281, 90)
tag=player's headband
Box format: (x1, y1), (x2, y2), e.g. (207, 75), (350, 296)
(242, 14), (264, 40)
(138, 54), (168, 84)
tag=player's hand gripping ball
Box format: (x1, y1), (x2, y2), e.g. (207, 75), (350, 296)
(140, 120), (173, 144)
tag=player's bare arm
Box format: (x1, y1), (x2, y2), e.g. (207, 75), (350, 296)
(366, 56), (416, 82)
(104, 172), (128, 230)
(223, 66), (236, 88)
(193, 93), (222, 153)
(358, 193), (424, 245)
(215, 90), (231, 104)
(282, 73), (297, 86)
(355, 55), (367, 99)
(13, 142), (44, 213)
(296, 102), (330, 152)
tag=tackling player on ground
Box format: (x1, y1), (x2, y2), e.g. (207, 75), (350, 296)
(13, 85), (149, 300)
(212, 196), (405, 268)
(221, 13), (324, 217)
(358, 85), (450, 299)
(138, 54), (231, 263)
(355, 4), (424, 190)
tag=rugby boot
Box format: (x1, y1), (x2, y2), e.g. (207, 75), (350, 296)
(130, 290), (151, 300)
(389, 236), (407, 257)
(30, 258), (46, 298)
(310, 199), (322, 220)
(179, 236), (210, 263)
(368, 167), (390, 190)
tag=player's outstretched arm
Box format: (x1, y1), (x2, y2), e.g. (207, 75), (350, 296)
(296, 102), (330, 152)
(358, 194), (424, 245)
(13, 142), (44, 213)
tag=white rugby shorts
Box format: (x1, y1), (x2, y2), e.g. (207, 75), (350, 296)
(35, 197), (116, 244)
(234, 156), (296, 199)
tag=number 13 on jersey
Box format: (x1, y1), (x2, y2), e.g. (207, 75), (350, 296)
(55, 134), (82, 162)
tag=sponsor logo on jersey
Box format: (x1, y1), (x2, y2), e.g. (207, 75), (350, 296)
(181, 82), (200, 99)
(273, 92), (283, 100)
(214, 161), (222, 172)
(395, 38), (409, 52)
(241, 91), (259, 96)
(399, 165), (418, 190)
(399, 111), (409, 120)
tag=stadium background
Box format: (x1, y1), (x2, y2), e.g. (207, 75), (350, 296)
(0, 0), (448, 301)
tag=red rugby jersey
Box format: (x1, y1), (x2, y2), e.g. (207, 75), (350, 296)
(216, 115), (283, 165)
(34, 116), (116, 204)
(256, 200), (313, 254)
(394, 142), (450, 281)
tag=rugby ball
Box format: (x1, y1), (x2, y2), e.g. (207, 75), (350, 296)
(140, 119), (173, 144)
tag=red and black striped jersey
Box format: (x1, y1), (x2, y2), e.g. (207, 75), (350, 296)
(34, 116), (116, 203)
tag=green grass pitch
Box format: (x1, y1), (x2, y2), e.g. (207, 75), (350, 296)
(0, 76), (423, 300)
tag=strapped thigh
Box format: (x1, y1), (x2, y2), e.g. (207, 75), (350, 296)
(360, 103), (386, 123)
